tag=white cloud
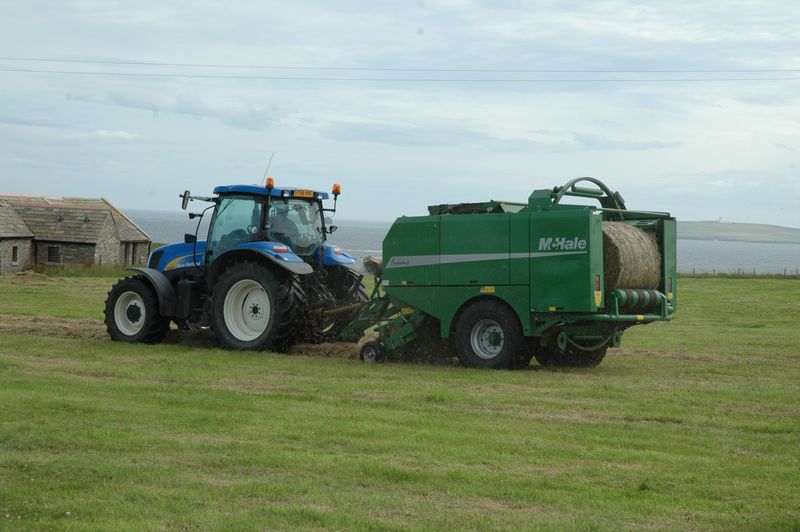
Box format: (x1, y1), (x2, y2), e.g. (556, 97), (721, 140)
(0, 0), (798, 226)
(75, 130), (140, 142)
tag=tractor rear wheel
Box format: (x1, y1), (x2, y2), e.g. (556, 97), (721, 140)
(210, 261), (303, 352)
(454, 300), (523, 369)
(534, 344), (607, 368)
(104, 276), (170, 343)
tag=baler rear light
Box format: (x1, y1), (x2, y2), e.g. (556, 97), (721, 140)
(334, 248), (343, 255)
(594, 274), (602, 307)
(273, 246), (289, 253)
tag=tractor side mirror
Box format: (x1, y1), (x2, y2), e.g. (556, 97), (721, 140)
(181, 190), (191, 210)
(324, 216), (337, 234)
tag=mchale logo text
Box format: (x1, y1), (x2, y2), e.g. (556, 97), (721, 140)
(537, 237), (587, 251)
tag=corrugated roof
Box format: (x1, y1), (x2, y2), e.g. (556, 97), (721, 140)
(0, 201), (34, 238)
(0, 194), (150, 243)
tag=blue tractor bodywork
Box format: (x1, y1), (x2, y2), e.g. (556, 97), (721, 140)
(105, 181), (365, 351)
(149, 240), (356, 274)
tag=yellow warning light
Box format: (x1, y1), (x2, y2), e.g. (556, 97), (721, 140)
(266, 177), (275, 189)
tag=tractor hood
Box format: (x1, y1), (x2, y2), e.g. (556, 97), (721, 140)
(148, 241), (207, 271)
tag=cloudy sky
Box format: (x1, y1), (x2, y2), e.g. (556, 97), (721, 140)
(0, 1), (798, 226)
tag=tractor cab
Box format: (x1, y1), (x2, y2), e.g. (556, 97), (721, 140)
(162, 180), (356, 275)
(205, 184), (330, 262)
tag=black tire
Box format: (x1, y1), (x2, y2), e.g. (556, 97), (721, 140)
(453, 300), (524, 369)
(534, 343), (607, 368)
(210, 261), (303, 352)
(359, 341), (385, 363)
(104, 276), (170, 343)
(325, 267), (368, 338)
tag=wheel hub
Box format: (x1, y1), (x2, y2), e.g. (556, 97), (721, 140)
(114, 290), (147, 336)
(470, 319), (504, 359)
(126, 304), (142, 323)
(362, 347), (377, 362)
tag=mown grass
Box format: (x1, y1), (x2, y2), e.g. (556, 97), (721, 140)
(0, 275), (798, 529)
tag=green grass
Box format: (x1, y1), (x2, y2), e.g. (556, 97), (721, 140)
(1, 275), (799, 529)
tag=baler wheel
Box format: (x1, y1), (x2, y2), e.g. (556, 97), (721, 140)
(210, 261), (303, 352)
(453, 301), (523, 369)
(360, 341), (385, 363)
(104, 276), (170, 343)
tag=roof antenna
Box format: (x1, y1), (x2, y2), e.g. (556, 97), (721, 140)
(261, 152), (275, 185)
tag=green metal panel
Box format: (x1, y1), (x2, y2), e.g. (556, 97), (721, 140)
(385, 284), (533, 338)
(530, 209), (603, 313)
(509, 213), (530, 285)
(440, 214), (510, 286)
(662, 218), (677, 307)
(383, 216), (440, 287)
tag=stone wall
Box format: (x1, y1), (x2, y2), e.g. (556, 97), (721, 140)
(118, 241), (150, 266)
(133, 242), (150, 265)
(95, 216), (121, 266)
(0, 238), (33, 274)
(34, 241), (95, 267)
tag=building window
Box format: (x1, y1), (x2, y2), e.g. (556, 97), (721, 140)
(47, 246), (60, 263)
(12, 246), (18, 264)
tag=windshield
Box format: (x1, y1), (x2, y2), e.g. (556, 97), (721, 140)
(267, 199), (324, 255)
(207, 195), (265, 261)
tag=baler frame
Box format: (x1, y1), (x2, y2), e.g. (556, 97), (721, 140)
(339, 177), (677, 368)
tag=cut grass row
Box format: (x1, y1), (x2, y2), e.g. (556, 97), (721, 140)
(0, 275), (798, 529)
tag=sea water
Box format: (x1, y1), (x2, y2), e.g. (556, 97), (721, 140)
(126, 209), (800, 275)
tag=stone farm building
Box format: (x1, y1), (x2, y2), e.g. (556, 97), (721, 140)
(0, 194), (150, 274)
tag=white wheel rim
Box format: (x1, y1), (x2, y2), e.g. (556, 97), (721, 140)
(470, 319), (504, 359)
(362, 345), (378, 362)
(223, 279), (271, 342)
(114, 290), (146, 336)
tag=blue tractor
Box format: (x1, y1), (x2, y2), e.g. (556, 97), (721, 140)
(104, 179), (365, 351)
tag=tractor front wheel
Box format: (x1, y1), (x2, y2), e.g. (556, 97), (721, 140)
(104, 276), (170, 343)
(454, 300), (524, 369)
(210, 261), (303, 351)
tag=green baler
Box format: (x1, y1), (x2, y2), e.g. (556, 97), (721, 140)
(340, 177), (676, 369)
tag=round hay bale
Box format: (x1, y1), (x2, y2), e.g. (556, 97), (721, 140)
(603, 222), (661, 289)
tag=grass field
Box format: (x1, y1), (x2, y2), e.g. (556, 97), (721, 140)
(1, 273), (799, 529)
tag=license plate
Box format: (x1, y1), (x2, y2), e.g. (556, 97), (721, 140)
(292, 189), (314, 198)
